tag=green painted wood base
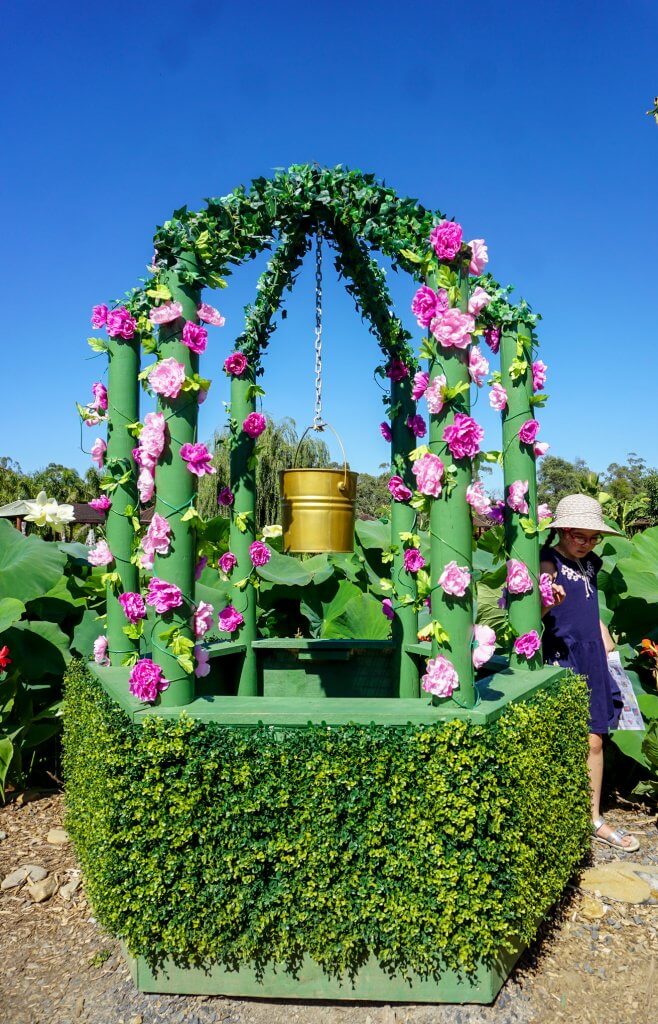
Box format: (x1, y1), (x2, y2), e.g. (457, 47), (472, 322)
(124, 941), (524, 1003)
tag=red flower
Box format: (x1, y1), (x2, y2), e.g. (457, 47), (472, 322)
(0, 646), (11, 670)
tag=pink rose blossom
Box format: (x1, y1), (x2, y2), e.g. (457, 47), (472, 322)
(93, 634), (110, 666)
(430, 308), (474, 350)
(217, 486), (234, 507)
(425, 374), (447, 415)
(197, 389), (208, 405)
(472, 624), (496, 669)
(194, 601), (215, 638)
(219, 551), (238, 575)
(197, 302), (225, 326)
(194, 645), (211, 678)
(507, 479), (529, 514)
(406, 414), (427, 438)
(137, 467), (154, 504)
(382, 598), (395, 621)
(534, 441), (550, 458)
(91, 304), (108, 329)
(218, 604), (244, 634)
(146, 577), (183, 614)
(412, 453), (444, 497)
(83, 408), (107, 428)
(467, 286), (492, 317)
(180, 442), (215, 477)
(532, 359), (548, 392)
(149, 301), (183, 325)
(129, 659), (169, 702)
(519, 419), (540, 446)
(443, 414), (484, 460)
(89, 495), (111, 512)
(483, 326), (501, 354)
(513, 630), (542, 659)
(468, 238), (489, 276)
(388, 475), (412, 502)
(243, 412), (267, 438)
(148, 357), (186, 399)
(538, 503), (552, 521)
(386, 359), (409, 382)
(380, 421), (392, 443)
(489, 383), (508, 411)
(140, 513), (171, 569)
(181, 321), (208, 354)
(106, 306), (137, 339)
(506, 559), (533, 595)
(539, 572), (555, 608)
(412, 370), (429, 400)
(403, 548), (426, 573)
(489, 500), (506, 524)
(88, 540), (114, 566)
(468, 346), (489, 387)
(119, 592), (147, 623)
(466, 480), (492, 516)
(224, 352), (249, 377)
(91, 382), (108, 411)
(249, 540), (271, 567)
(137, 411), (166, 469)
(438, 560), (471, 598)
(411, 286), (449, 328)
(421, 655), (459, 698)
(429, 221), (463, 261)
(90, 437), (107, 469)
(195, 556), (208, 580)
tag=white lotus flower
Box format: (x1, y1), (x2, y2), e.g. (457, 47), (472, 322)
(24, 491), (76, 529)
(261, 524), (282, 539)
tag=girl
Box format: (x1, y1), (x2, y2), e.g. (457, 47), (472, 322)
(540, 493), (639, 852)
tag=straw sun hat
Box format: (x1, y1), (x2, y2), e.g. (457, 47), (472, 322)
(549, 494), (622, 536)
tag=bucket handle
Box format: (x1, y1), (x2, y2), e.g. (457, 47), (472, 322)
(293, 422), (350, 492)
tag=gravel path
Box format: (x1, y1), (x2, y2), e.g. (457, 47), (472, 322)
(1, 793), (656, 1024)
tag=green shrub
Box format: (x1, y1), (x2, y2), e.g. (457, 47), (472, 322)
(63, 661), (590, 977)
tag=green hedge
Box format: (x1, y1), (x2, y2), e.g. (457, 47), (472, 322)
(63, 661), (590, 977)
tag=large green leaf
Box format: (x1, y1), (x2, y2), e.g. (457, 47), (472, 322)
(0, 521), (67, 604)
(0, 597), (25, 634)
(257, 551), (313, 587)
(26, 575), (86, 625)
(3, 621), (71, 679)
(0, 737), (13, 796)
(354, 519), (389, 551)
(611, 729), (650, 769)
(643, 720), (658, 769)
(475, 563), (508, 634)
(318, 582), (391, 640)
(72, 608), (105, 659)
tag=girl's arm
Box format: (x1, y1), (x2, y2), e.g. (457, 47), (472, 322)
(540, 559), (566, 618)
(600, 620), (615, 654)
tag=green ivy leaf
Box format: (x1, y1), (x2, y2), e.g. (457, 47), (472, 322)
(146, 283), (172, 301)
(87, 337), (109, 353)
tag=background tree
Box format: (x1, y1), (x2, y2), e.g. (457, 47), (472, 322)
(355, 471), (390, 519)
(537, 455), (593, 507)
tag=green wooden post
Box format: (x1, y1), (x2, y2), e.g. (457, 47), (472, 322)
(427, 268), (476, 706)
(105, 336), (140, 664)
(500, 324), (542, 668)
(152, 254), (201, 706)
(390, 376), (419, 698)
(230, 374), (258, 696)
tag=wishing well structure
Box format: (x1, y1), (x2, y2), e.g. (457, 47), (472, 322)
(64, 166), (590, 1004)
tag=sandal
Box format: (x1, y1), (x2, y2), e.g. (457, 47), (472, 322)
(592, 816), (640, 852)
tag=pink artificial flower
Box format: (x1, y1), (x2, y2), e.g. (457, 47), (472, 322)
(197, 389), (208, 405)
(181, 321), (208, 354)
(90, 437), (107, 469)
(532, 359), (548, 392)
(148, 357), (186, 399)
(443, 414), (484, 460)
(489, 500), (505, 524)
(137, 411), (167, 468)
(539, 572), (555, 608)
(425, 374), (447, 415)
(538, 503), (552, 521)
(129, 659), (169, 702)
(406, 414), (427, 438)
(386, 359), (409, 382)
(140, 512), (171, 569)
(483, 326), (501, 354)
(137, 467), (154, 504)
(91, 382), (108, 411)
(489, 383), (508, 411)
(468, 345), (489, 387)
(519, 419), (540, 446)
(93, 634), (110, 667)
(382, 598), (395, 621)
(506, 559), (533, 595)
(403, 548), (426, 573)
(217, 486), (234, 507)
(88, 540), (114, 566)
(412, 370), (429, 400)
(194, 645), (211, 678)
(534, 442), (550, 458)
(180, 442), (215, 477)
(514, 630), (542, 659)
(249, 540), (271, 567)
(430, 308), (474, 350)
(146, 577), (183, 614)
(243, 412), (267, 439)
(106, 306), (137, 339)
(421, 655), (459, 698)
(218, 551), (238, 575)
(197, 302), (225, 326)
(429, 221), (463, 261)
(83, 409), (107, 428)
(149, 301), (183, 325)
(224, 352), (248, 377)
(466, 480), (492, 516)
(468, 238), (489, 276)
(411, 286), (449, 328)
(218, 604), (244, 634)
(89, 495), (111, 512)
(412, 453), (444, 497)
(507, 479), (529, 514)
(388, 475), (412, 502)
(194, 601), (215, 638)
(438, 560), (471, 598)
(119, 592), (147, 623)
(91, 304), (108, 329)
(472, 624), (496, 669)
(380, 421), (392, 443)
(195, 556), (208, 580)
(467, 286), (492, 317)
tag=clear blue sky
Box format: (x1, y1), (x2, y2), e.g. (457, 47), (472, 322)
(2, 1), (657, 488)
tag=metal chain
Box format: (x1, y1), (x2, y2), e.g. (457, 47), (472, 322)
(313, 227), (325, 431)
